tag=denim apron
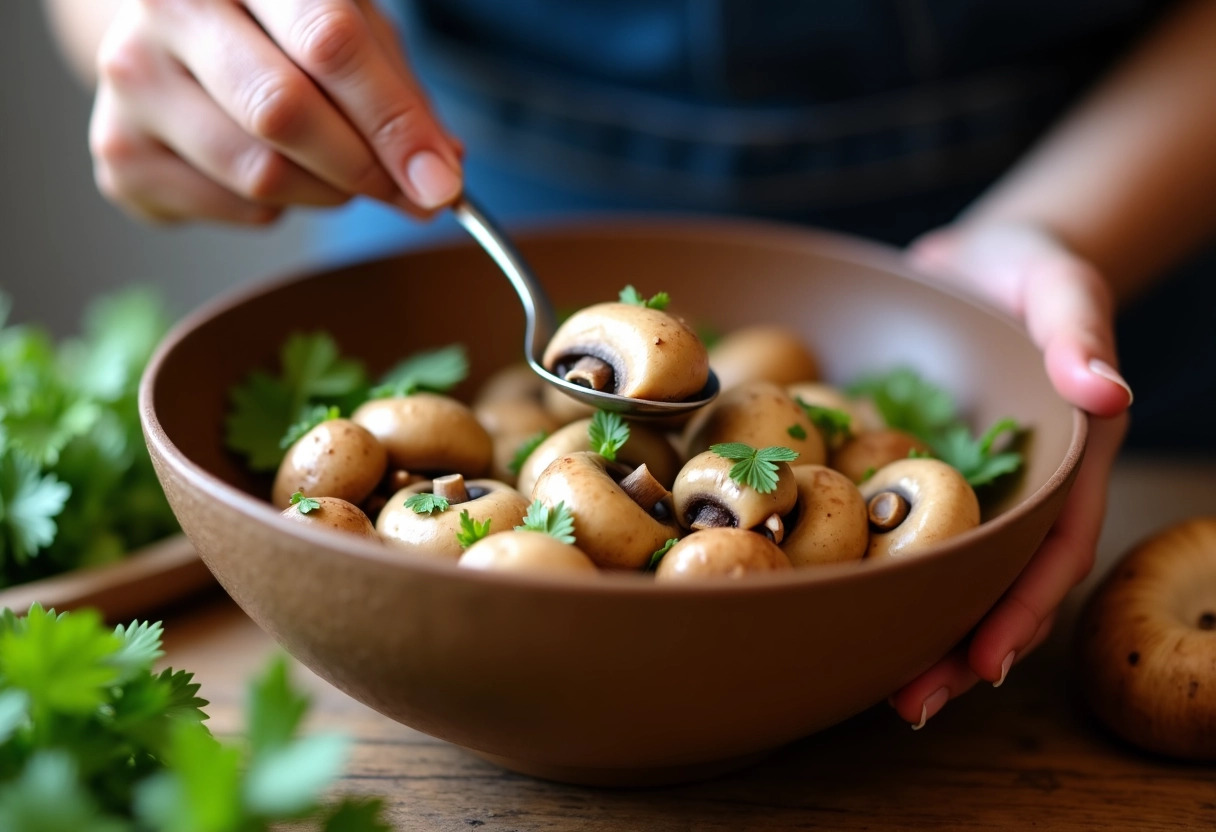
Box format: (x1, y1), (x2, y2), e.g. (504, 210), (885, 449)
(314, 0), (1213, 451)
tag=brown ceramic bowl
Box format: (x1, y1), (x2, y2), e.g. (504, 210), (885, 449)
(140, 219), (1085, 786)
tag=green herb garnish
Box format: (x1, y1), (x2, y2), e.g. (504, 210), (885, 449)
(619, 286), (671, 310)
(279, 405), (340, 450)
(403, 493), (450, 515)
(290, 492), (321, 514)
(646, 538), (679, 572)
(516, 500), (576, 544)
(0, 604), (390, 830)
(786, 423), (807, 440)
(507, 431), (549, 476)
(588, 410), (630, 461)
(368, 344), (468, 399)
(710, 443), (799, 494)
(847, 367), (1026, 487)
(456, 511), (493, 549)
(795, 399), (853, 447)
(859, 466), (877, 484)
(227, 332), (368, 471)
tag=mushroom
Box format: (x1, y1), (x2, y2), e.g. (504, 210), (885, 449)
(515, 417), (683, 498)
(671, 450), (797, 541)
(280, 496), (379, 539)
(377, 474), (530, 560)
(541, 383), (597, 425)
(475, 397), (563, 485)
(1077, 518), (1216, 760)
(708, 325), (819, 391)
(831, 428), (932, 484)
(779, 465), (869, 567)
(542, 302), (709, 401)
(458, 530), (597, 574)
(531, 452), (680, 570)
(474, 362), (546, 408)
(683, 380), (826, 465)
(654, 528), (792, 581)
(858, 458), (980, 559)
(271, 418), (388, 509)
(351, 392), (492, 478)
(785, 381), (882, 447)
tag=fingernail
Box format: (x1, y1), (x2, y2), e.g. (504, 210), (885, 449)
(1088, 358), (1134, 405)
(994, 650), (1016, 688)
(406, 150), (462, 210)
(911, 686), (950, 731)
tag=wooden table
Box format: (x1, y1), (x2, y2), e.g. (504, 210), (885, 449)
(158, 453), (1216, 831)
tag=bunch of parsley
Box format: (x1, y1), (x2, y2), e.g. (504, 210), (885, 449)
(0, 289), (180, 588)
(0, 603), (390, 831)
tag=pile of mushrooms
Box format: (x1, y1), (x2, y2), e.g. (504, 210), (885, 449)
(268, 292), (1000, 579)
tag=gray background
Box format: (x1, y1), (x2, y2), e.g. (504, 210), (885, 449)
(1, 2), (314, 335)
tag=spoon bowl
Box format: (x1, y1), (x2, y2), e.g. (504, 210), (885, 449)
(451, 195), (719, 417)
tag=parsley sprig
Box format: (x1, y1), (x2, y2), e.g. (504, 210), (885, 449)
(404, 493), (450, 515)
(795, 398), (853, 447)
(588, 411), (630, 461)
(455, 511), (492, 549)
(367, 344), (468, 399)
(280, 405), (340, 450)
(646, 538), (679, 572)
(516, 500), (576, 544)
(0, 604), (390, 830)
(507, 431), (549, 476)
(848, 367), (1026, 487)
(290, 492), (321, 514)
(710, 443), (799, 494)
(619, 286), (671, 310)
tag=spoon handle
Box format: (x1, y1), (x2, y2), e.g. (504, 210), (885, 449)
(452, 195), (557, 365)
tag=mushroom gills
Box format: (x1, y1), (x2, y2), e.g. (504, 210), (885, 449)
(552, 349), (623, 394)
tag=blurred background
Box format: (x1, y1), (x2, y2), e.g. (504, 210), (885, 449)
(1, 3), (313, 335)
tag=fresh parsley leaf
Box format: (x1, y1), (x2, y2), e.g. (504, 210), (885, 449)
(0, 751), (129, 832)
(403, 493), (450, 515)
(588, 410), (630, 461)
(930, 419), (1024, 487)
(786, 423), (807, 440)
(0, 451), (71, 567)
(456, 511), (492, 549)
(370, 344), (468, 398)
(795, 399), (853, 447)
(0, 604), (120, 716)
(291, 492), (322, 514)
(507, 431), (548, 476)
(859, 466), (876, 484)
(710, 443), (799, 494)
(225, 333), (368, 472)
(847, 367), (955, 439)
(516, 500), (576, 544)
(281, 405), (341, 450)
(646, 538), (679, 572)
(618, 286), (671, 310)
(322, 796), (394, 832)
(246, 732), (350, 817)
(110, 620), (165, 684)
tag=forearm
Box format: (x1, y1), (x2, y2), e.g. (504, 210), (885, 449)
(963, 0), (1216, 304)
(42, 0), (123, 86)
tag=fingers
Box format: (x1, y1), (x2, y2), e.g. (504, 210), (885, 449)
(244, 0), (463, 211)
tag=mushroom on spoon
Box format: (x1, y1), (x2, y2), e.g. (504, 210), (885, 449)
(451, 195), (719, 418)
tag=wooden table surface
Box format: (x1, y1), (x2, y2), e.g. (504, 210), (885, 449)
(156, 453), (1216, 831)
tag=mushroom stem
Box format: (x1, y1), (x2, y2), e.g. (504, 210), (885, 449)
(689, 501), (736, 530)
(564, 356), (615, 392)
(619, 463), (670, 513)
(433, 473), (471, 505)
(758, 513), (785, 545)
(868, 490), (910, 532)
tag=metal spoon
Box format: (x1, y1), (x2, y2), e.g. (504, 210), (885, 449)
(451, 194), (719, 417)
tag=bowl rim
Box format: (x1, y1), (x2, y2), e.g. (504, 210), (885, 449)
(139, 215), (1088, 597)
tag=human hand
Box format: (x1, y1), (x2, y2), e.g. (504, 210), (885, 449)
(89, 0), (462, 224)
(889, 221), (1132, 728)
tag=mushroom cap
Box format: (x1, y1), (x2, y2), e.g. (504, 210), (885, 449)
(475, 398), (563, 485)
(271, 418), (387, 509)
(351, 392), (492, 477)
(474, 362), (546, 408)
(280, 496), (378, 539)
(672, 450), (797, 532)
(780, 465), (869, 567)
(785, 382), (882, 439)
(377, 479), (530, 560)
(831, 428), (931, 484)
(1077, 518), (1216, 760)
(541, 383), (598, 425)
(708, 325), (820, 391)
(654, 528), (792, 581)
(858, 458), (980, 559)
(542, 302), (710, 401)
(682, 380), (826, 465)
(515, 417), (683, 498)
(458, 530), (598, 574)
(531, 451), (680, 570)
